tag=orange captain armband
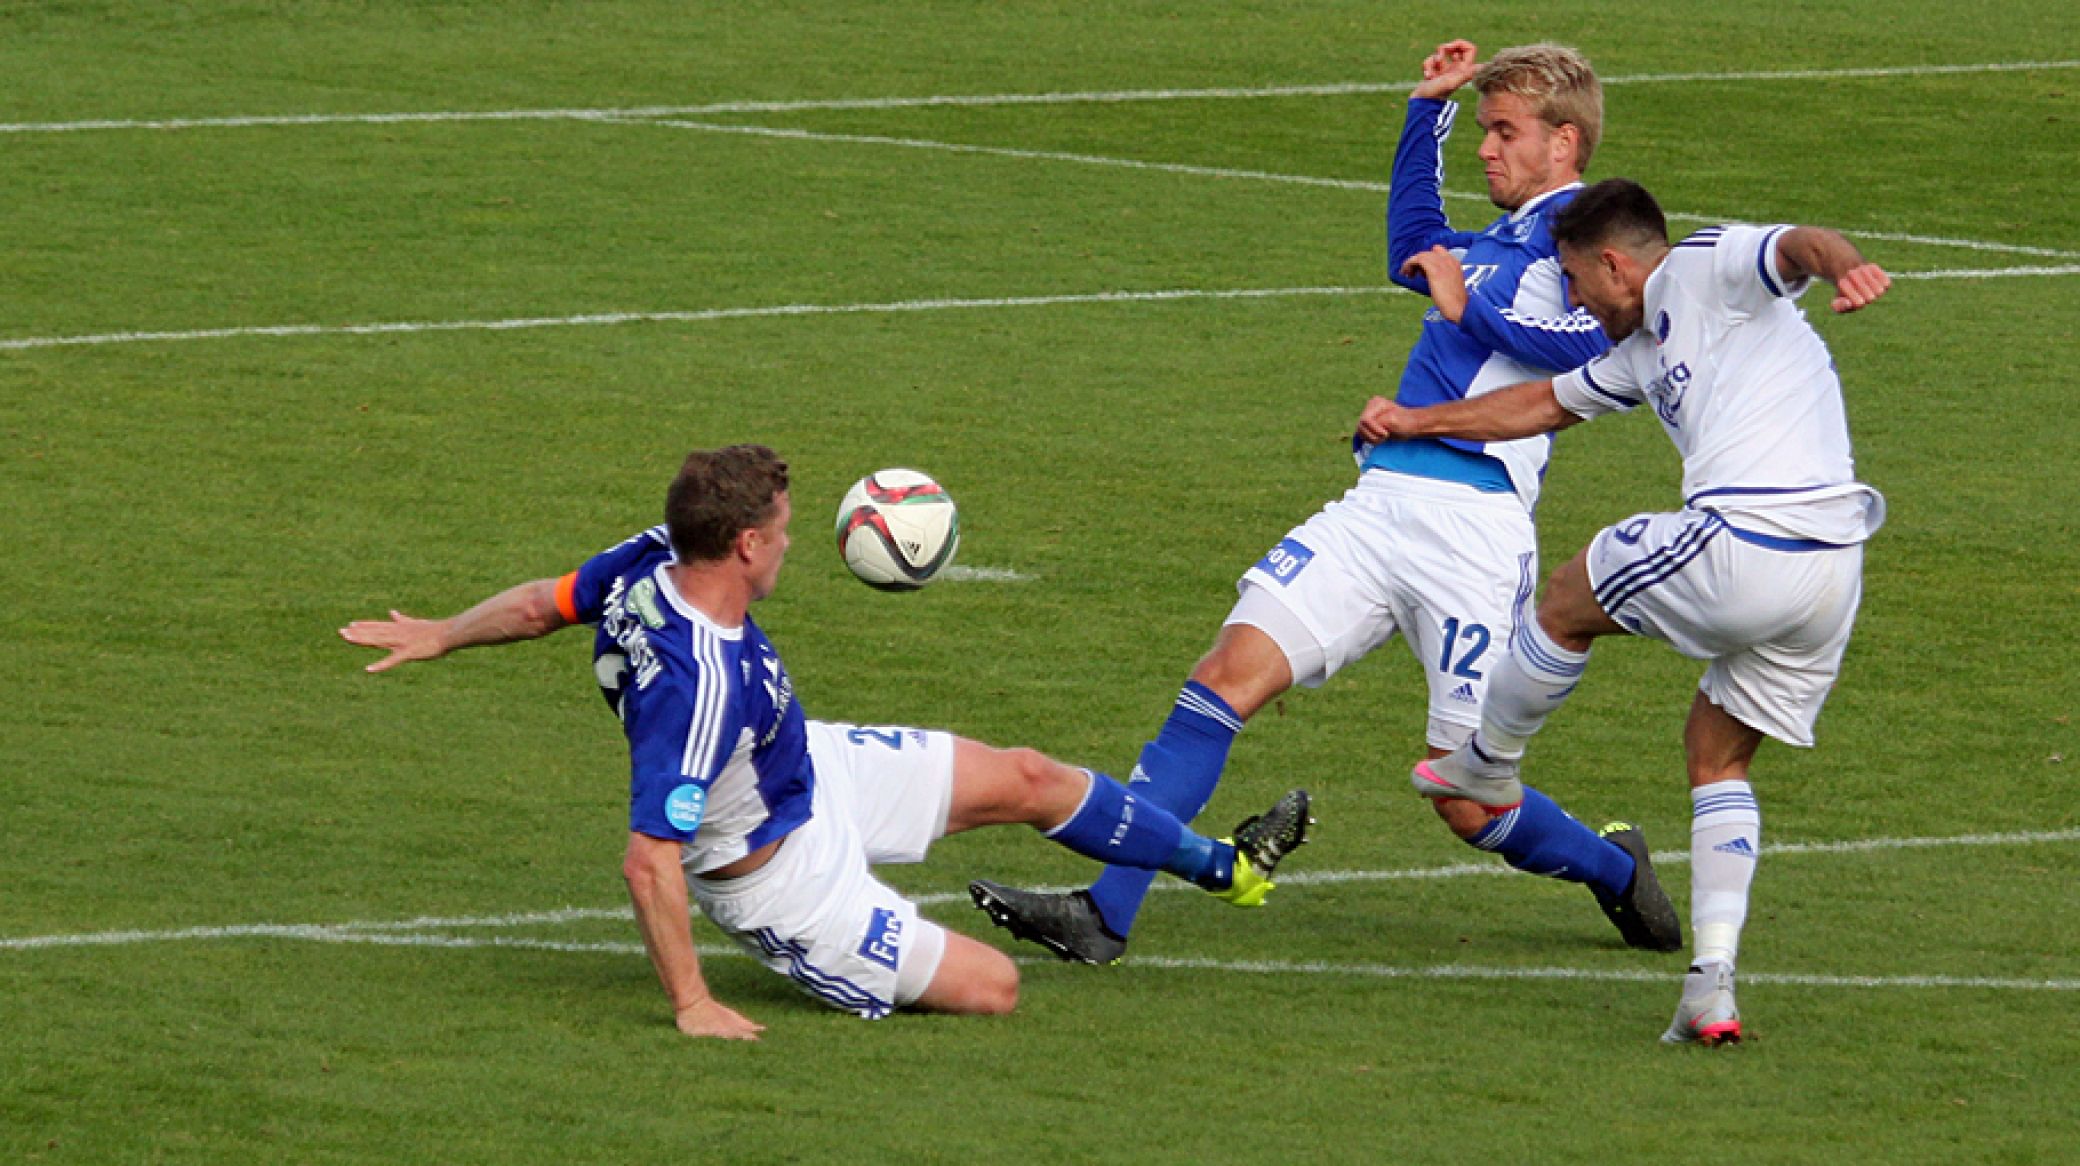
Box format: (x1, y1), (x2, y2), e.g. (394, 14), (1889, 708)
(554, 571), (581, 624)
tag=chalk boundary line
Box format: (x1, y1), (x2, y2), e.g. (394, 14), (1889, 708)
(0, 58), (2073, 135)
(622, 115), (2080, 262)
(7, 825), (2074, 992)
(5, 264), (2076, 355)
(0, 58), (2069, 353)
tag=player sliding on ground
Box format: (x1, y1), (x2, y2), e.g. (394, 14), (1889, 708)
(342, 445), (1311, 1039)
(1361, 179), (1891, 1045)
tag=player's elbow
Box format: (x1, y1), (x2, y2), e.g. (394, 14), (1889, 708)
(1388, 269), (1428, 295)
(517, 579), (569, 635)
(621, 835), (676, 893)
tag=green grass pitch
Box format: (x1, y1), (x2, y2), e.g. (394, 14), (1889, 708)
(2, 3), (2076, 1163)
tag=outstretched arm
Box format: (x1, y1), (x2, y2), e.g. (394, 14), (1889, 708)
(340, 577), (568, 672)
(624, 832), (764, 1041)
(1357, 378), (1582, 444)
(1775, 227), (1891, 314)
(1387, 40), (1483, 290)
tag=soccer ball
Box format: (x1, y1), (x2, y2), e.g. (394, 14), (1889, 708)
(835, 469), (960, 591)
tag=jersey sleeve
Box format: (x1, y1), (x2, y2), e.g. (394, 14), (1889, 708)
(1456, 256), (1610, 372)
(1551, 344), (1644, 420)
(1387, 98), (1482, 292)
(1713, 223), (1813, 318)
(558, 526), (672, 625)
(625, 666), (734, 842)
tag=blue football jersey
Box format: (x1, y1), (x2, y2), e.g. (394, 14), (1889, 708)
(1369, 97), (1612, 508)
(556, 526), (814, 872)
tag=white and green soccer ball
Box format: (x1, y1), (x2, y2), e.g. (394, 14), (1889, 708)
(834, 469), (960, 591)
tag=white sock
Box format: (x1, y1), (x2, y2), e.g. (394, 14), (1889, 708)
(1477, 619), (1587, 759)
(1689, 779), (1761, 967)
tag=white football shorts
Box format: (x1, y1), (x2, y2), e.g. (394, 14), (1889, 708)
(1587, 509), (1865, 747)
(687, 720), (956, 1019)
(1233, 470), (1537, 749)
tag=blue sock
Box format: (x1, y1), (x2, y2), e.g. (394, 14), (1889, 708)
(1086, 682), (1245, 935)
(1467, 785), (1633, 897)
(1160, 832), (1236, 892)
(1040, 769), (1206, 868)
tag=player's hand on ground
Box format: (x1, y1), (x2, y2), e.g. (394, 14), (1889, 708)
(1357, 395), (1414, 442)
(1401, 245), (1470, 322)
(1829, 263), (1891, 313)
(1412, 40), (1479, 100)
(675, 998), (765, 1041)
(339, 611), (448, 672)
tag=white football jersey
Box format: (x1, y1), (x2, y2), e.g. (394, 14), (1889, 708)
(1552, 224), (1885, 545)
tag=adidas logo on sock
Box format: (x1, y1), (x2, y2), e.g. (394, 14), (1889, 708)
(1712, 837), (1758, 857)
(1448, 682), (1478, 704)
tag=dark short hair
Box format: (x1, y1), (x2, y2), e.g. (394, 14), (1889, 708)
(1552, 178), (1669, 253)
(665, 444), (790, 563)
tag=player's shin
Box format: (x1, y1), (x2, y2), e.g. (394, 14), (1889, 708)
(1475, 620), (1588, 758)
(1467, 786), (1633, 896)
(1085, 682), (1244, 933)
(1689, 779), (1761, 967)
(1042, 770), (1211, 879)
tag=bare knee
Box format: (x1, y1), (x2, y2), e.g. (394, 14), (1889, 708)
(1004, 747), (1082, 821)
(1187, 625), (1290, 718)
(914, 937), (1021, 1015)
(970, 962), (1020, 1015)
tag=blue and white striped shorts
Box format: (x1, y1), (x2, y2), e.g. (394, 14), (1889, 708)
(1588, 509), (1864, 747)
(689, 722), (955, 1018)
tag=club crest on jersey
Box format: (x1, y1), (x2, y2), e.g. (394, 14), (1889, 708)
(1655, 310), (1673, 344)
(858, 907), (903, 970)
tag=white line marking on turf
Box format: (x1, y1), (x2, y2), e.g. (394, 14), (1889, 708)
(6, 826), (2071, 952)
(1893, 264), (2080, 280)
(1126, 956), (2080, 992)
(0, 286), (1401, 351)
(628, 117), (2080, 261)
(918, 826), (2080, 906)
(230, 932), (2080, 992)
(0, 60), (2072, 135)
(940, 565), (1036, 583)
(5, 257), (2073, 355)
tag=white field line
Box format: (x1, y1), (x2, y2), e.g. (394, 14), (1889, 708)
(939, 565), (1036, 583)
(154, 929), (2080, 992)
(6, 256), (2076, 356)
(1128, 956), (2080, 992)
(629, 116), (2080, 261)
(5, 826), (2073, 953)
(0, 286), (1401, 351)
(1893, 265), (2080, 280)
(0, 59), (2073, 135)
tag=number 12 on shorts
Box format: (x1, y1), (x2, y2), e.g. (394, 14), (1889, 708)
(1438, 618), (1490, 679)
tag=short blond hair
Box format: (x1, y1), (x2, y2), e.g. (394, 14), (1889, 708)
(1474, 44), (1602, 172)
